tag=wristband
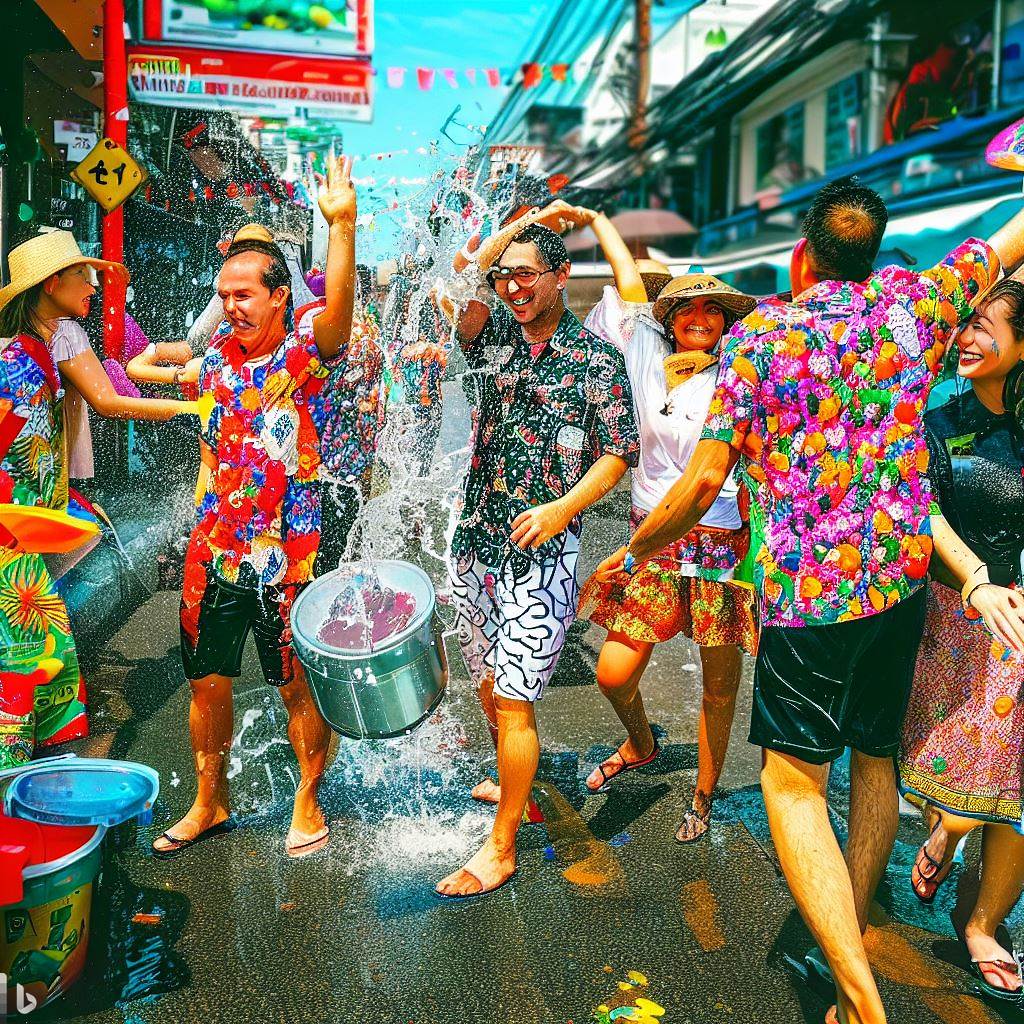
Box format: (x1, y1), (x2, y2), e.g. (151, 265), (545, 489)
(962, 564), (990, 609)
(623, 551), (637, 576)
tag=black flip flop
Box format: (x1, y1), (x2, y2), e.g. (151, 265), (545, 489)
(434, 870), (517, 901)
(585, 740), (661, 794)
(151, 818), (237, 860)
(911, 819), (953, 904)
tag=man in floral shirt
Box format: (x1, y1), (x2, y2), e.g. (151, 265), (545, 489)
(156, 157), (357, 862)
(438, 216), (639, 900)
(591, 177), (1024, 1022)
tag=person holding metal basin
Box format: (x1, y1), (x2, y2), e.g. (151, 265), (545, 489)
(897, 278), (1024, 1001)
(579, 269), (758, 844)
(154, 156), (357, 861)
(437, 199), (640, 898)
(0, 230), (193, 769)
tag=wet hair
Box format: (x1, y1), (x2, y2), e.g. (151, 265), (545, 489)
(802, 176), (887, 282)
(0, 283), (46, 341)
(223, 238), (291, 295)
(980, 278), (1024, 340)
(505, 223), (569, 272)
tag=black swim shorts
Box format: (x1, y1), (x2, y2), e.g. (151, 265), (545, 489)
(749, 585), (927, 765)
(180, 571), (305, 687)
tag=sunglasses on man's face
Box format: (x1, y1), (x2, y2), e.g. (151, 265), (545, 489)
(486, 265), (555, 290)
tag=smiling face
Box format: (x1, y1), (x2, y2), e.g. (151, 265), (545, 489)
(44, 264), (97, 319)
(670, 297), (727, 353)
(494, 240), (567, 326)
(217, 251), (289, 352)
(956, 296), (1024, 383)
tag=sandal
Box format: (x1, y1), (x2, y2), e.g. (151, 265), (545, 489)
(969, 956), (1024, 1002)
(435, 869), (517, 901)
(585, 740), (660, 794)
(911, 819), (954, 903)
(285, 825), (330, 859)
(151, 818), (237, 860)
(675, 793), (712, 844)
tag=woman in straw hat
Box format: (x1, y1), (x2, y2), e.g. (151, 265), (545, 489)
(579, 272), (759, 842)
(0, 230), (193, 766)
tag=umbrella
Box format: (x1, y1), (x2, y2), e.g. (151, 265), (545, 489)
(565, 208), (696, 256)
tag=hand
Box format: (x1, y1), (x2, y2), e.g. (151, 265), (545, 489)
(510, 500), (572, 550)
(317, 155), (357, 227)
(454, 232), (482, 273)
(593, 545), (628, 583)
(533, 200), (595, 234)
(968, 584), (1024, 654)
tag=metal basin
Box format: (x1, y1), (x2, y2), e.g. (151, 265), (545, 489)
(290, 561), (448, 740)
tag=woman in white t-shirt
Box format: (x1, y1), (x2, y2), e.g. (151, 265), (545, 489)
(579, 273), (759, 843)
(50, 318), (193, 482)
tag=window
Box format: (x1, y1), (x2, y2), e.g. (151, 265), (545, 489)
(755, 102), (805, 190)
(825, 73), (864, 169)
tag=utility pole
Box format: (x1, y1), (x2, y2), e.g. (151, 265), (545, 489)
(628, 0), (651, 204)
(102, 0), (128, 361)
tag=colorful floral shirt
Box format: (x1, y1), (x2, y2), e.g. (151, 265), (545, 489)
(192, 325), (330, 589)
(310, 308), (384, 492)
(452, 304), (640, 570)
(0, 335), (68, 511)
(701, 238), (998, 628)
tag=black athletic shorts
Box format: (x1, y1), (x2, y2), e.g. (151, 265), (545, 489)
(180, 572), (305, 687)
(749, 585), (927, 765)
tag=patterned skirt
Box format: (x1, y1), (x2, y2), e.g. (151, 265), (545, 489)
(0, 551), (87, 769)
(579, 508), (757, 655)
(898, 580), (1024, 831)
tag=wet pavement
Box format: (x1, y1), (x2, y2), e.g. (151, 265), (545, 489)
(40, 483), (1024, 1024)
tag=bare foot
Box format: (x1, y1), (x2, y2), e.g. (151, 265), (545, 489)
(436, 837), (516, 897)
(584, 734), (657, 792)
(471, 778), (501, 803)
(965, 927), (1022, 993)
(290, 779), (327, 837)
(152, 802), (230, 853)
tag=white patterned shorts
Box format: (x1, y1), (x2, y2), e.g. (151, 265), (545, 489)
(449, 533), (580, 703)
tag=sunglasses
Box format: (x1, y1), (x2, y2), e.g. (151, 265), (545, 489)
(486, 266), (555, 290)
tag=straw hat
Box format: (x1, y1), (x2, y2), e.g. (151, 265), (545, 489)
(652, 272), (756, 327)
(0, 230), (126, 313)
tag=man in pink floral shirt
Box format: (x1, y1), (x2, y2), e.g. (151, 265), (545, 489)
(589, 177), (1024, 1023)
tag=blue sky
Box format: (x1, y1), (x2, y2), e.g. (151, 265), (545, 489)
(338, 0), (551, 257)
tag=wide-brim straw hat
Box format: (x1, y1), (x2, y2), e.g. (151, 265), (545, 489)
(0, 230), (127, 313)
(652, 272), (757, 327)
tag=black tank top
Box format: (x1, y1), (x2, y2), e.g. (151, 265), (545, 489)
(924, 388), (1024, 587)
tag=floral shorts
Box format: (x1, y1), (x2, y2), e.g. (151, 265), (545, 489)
(579, 507), (757, 655)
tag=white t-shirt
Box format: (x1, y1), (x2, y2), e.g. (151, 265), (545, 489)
(50, 319), (93, 480)
(584, 285), (741, 529)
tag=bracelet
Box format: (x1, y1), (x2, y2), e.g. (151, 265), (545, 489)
(962, 564), (990, 609)
(623, 551), (637, 576)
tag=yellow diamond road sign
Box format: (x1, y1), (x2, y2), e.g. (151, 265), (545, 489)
(70, 137), (147, 213)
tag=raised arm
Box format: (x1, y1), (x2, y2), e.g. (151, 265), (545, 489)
(989, 206), (1024, 275)
(586, 211), (646, 303)
(312, 155), (357, 360)
(59, 347), (195, 421)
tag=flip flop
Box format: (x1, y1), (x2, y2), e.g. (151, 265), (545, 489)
(151, 818), (237, 860)
(952, 915), (1024, 1002)
(911, 820), (954, 904)
(434, 869), (517, 901)
(674, 803), (712, 844)
(285, 825), (330, 859)
(585, 740), (660, 794)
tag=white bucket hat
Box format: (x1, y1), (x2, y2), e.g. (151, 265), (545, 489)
(0, 230), (127, 313)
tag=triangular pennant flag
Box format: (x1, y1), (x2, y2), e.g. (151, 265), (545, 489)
(417, 67), (435, 91)
(551, 63), (569, 83)
(522, 62), (542, 89)
(386, 66), (406, 88)
(484, 67), (501, 87)
(442, 68), (458, 89)
(465, 68), (477, 86)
